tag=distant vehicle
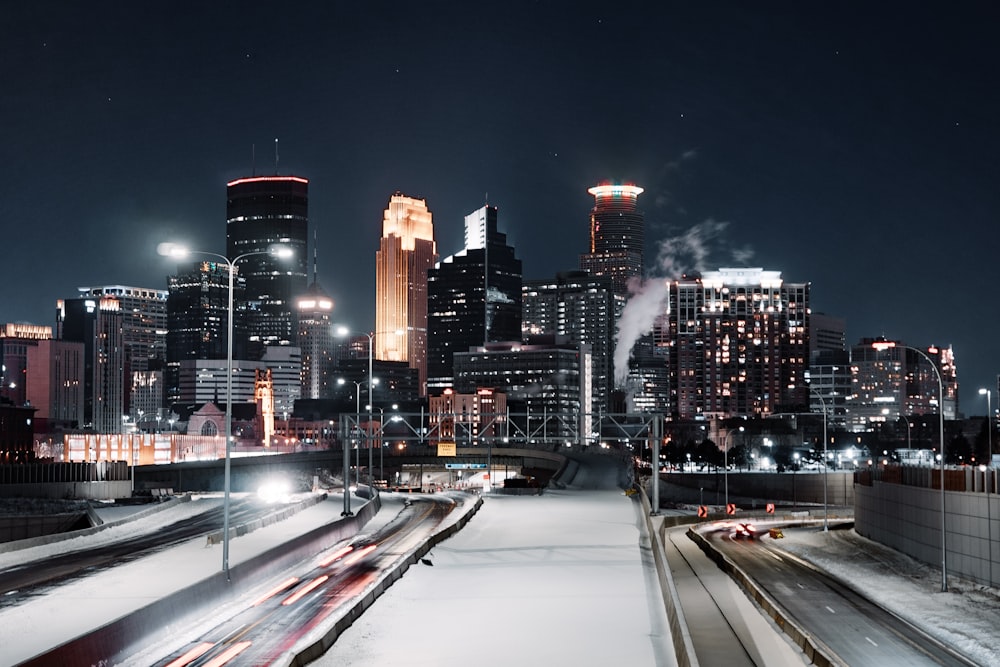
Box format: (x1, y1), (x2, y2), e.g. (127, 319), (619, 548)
(732, 522), (756, 540)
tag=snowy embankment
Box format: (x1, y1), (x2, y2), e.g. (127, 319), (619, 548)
(779, 527), (1000, 665)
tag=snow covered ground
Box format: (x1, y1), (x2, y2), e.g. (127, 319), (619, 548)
(778, 525), (1000, 666)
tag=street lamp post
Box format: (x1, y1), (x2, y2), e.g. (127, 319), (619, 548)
(724, 427), (744, 510)
(159, 242), (292, 580)
(808, 387), (830, 532)
(874, 340), (947, 591)
(980, 388), (992, 464)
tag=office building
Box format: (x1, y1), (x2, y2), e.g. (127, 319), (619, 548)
(0, 324), (52, 406)
(452, 335), (590, 442)
(656, 268), (810, 419)
(579, 183), (644, 297)
(428, 388), (507, 445)
(165, 260), (247, 409)
(26, 339), (85, 433)
(226, 174), (309, 350)
(375, 193), (438, 394)
(522, 271), (615, 416)
(427, 205), (522, 393)
(807, 312), (851, 427)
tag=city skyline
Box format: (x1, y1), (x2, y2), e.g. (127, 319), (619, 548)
(2, 3), (997, 412)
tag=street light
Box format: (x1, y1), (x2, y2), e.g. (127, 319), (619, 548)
(807, 386), (829, 532)
(159, 241), (292, 579)
(336, 327), (401, 494)
(873, 340), (947, 591)
(724, 427), (744, 510)
(979, 388), (992, 464)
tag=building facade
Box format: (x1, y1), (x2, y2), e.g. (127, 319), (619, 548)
(297, 281), (335, 399)
(656, 268), (810, 419)
(375, 193), (437, 394)
(0, 324), (52, 407)
(452, 336), (591, 442)
(522, 271), (616, 416)
(579, 183), (644, 297)
(25, 338), (85, 433)
(226, 175), (309, 350)
(427, 205), (522, 393)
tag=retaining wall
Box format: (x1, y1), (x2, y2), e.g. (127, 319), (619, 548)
(855, 481), (1000, 587)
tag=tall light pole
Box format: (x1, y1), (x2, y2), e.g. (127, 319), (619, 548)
(980, 388), (992, 464)
(874, 340), (947, 591)
(159, 242), (292, 580)
(807, 386), (829, 532)
(724, 426), (744, 510)
(337, 377), (364, 483)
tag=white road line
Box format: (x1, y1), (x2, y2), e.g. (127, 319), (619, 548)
(866, 637), (879, 647)
(826, 606), (836, 614)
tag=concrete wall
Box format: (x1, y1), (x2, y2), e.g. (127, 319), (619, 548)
(654, 471), (855, 508)
(855, 481), (1000, 588)
(0, 480), (132, 500)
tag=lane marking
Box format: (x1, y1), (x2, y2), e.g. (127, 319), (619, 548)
(826, 606), (836, 614)
(866, 637), (879, 647)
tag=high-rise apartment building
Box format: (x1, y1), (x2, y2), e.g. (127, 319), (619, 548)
(297, 281), (335, 399)
(579, 184), (644, 297)
(427, 205), (522, 393)
(656, 268), (810, 419)
(57, 296), (126, 432)
(77, 285), (167, 426)
(226, 175), (309, 350)
(850, 338), (959, 432)
(375, 193), (437, 394)
(522, 271), (615, 415)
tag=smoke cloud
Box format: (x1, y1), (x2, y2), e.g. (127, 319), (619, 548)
(613, 218), (751, 386)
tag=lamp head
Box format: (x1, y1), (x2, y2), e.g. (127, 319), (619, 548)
(157, 242), (189, 259)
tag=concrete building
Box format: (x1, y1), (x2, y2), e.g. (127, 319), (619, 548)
(375, 193), (437, 394)
(297, 281), (335, 399)
(0, 324), (52, 407)
(25, 339), (85, 434)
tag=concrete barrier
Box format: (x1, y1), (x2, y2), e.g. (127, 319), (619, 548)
(638, 487), (698, 667)
(19, 495), (382, 666)
(687, 526), (839, 667)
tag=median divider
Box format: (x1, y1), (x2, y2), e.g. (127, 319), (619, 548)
(638, 485), (698, 667)
(686, 525), (840, 667)
(19, 493), (381, 667)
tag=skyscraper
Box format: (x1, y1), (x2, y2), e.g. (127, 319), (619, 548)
(579, 183), (645, 296)
(427, 205), (522, 393)
(658, 267), (810, 419)
(165, 261), (247, 409)
(375, 193), (437, 394)
(522, 271), (616, 414)
(226, 175), (309, 351)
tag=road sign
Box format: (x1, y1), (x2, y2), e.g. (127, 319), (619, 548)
(437, 442), (456, 457)
(766, 503), (775, 514)
(697, 505), (708, 518)
(726, 503), (737, 515)
(444, 463), (488, 469)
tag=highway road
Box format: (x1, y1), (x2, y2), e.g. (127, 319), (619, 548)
(140, 493), (462, 666)
(701, 522), (980, 667)
(0, 497), (271, 608)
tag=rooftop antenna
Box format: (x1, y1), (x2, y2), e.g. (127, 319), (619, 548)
(312, 228), (318, 285)
(274, 138), (279, 174)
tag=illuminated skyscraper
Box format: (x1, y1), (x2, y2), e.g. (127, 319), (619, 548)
(579, 183), (645, 297)
(375, 193), (437, 394)
(226, 175), (309, 351)
(297, 281), (335, 399)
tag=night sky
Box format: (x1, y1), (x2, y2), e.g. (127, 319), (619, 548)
(2, 3), (997, 414)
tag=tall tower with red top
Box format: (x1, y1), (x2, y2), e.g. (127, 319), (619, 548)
(579, 183), (644, 297)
